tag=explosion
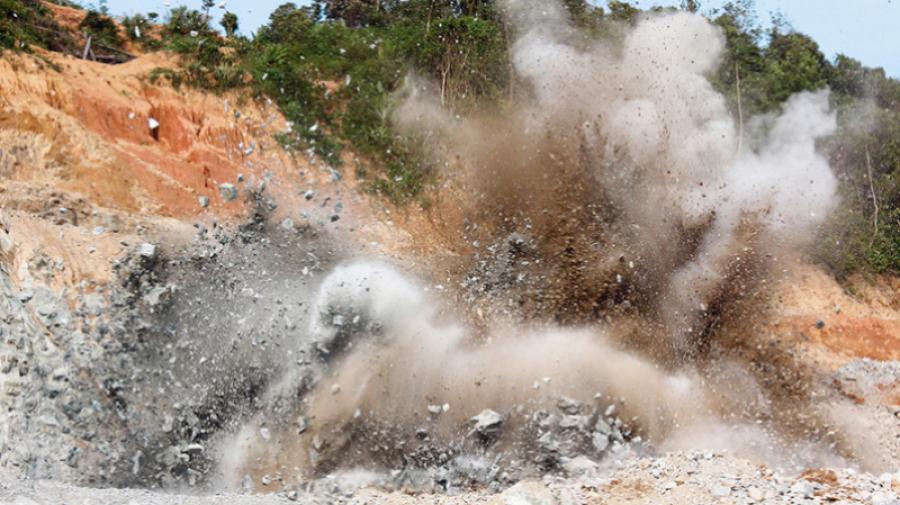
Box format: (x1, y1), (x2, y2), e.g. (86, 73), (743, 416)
(216, 2), (889, 492)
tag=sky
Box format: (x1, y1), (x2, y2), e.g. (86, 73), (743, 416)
(94, 0), (900, 77)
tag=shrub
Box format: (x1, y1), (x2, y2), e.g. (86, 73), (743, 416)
(79, 10), (121, 48)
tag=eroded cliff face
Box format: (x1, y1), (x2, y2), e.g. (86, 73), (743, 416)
(1, 50), (285, 219)
(0, 47), (406, 485)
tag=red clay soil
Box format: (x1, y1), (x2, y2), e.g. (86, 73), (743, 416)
(0, 49), (294, 220)
(772, 315), (900, 362)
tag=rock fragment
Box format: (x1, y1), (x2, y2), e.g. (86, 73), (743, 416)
(138, 243), (156, 259)
(500, 482), (555, 505)
(556, 396), (582, 415)
(296, 416), (310, 434)
(470, 409), (503, 441)
(219, 183), (238, 201)
(711, 485), (731, 497)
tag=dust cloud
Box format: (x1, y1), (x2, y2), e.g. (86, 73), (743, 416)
(395, 2), (838, 353)
(217, 0), (867, 491)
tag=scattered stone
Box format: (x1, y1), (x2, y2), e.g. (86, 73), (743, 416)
(161, 415), (174, 433)
(559, 456), (599, 478)
(296, 416), (310, 434)
(592, 432), (609, 452)
(182, 443), (204, 453)
(595, 419), (612, 435)
(138, 243), (157, 259)
(790, 480), (815, 497)
(711, 485), (731, 497)
(131, 450), (142, 475)
(815, 319), (826, 329)
(470, 409), (503, 440)
(219, 183), (238, 202)
(872, 491), (900, 505)
(500, 482), (555, 505)
(142, 285), (170, 308)
(747, 486), (764, 502)
(558, 415), (590, 431)
(198, 195), (209, 208)
(556, 396), (582, 415)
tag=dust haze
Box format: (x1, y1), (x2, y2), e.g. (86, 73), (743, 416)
(217, 0), (887, 491)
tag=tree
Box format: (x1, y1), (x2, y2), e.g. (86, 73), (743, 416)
(79, 10), (121, 47)
(256, 3), (314, 44)
(202, 0), (215, 23)
(221, 12), (239, 37)
(313, 0), (381, 27)
(680, 0), (700, 12)
(166, 7), (211, 36)
(761, 31), (829, 104)
(607, 1), (639, 23)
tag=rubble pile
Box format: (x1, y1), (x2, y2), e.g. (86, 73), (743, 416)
(0, 207), (340, 488)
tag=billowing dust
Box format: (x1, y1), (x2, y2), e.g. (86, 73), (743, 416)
(216, 1), (885, 492)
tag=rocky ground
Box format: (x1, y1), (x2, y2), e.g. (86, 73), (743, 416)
(2, 451), (899, 504)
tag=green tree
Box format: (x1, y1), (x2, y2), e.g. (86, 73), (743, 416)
(202, 0), (215, 22)
(314, 0), (381, 27)
(165, 6), (211, 36)
(220, 12), (239, 37)
(79, 10), (122, 47)
(680, 0), (700, 12)
(607, 1), (639, 23)
(761, 31), (829, 104)
(256, 3), (314, 44)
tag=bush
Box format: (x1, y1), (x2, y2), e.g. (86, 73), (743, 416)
(121, 13), (161, 49)
(79, 10), (121, 48)
(1, 0), (76, 52)
(165, 6), (212, 37)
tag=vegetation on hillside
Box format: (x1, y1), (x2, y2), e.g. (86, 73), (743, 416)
(1, 0), (74, 51)
(1, 0), (898, 275)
